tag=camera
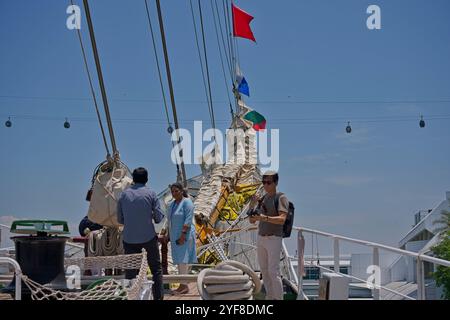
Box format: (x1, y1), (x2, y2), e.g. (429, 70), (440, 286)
(246, 208), (260, 217)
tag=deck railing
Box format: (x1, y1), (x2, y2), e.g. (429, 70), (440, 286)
(0, 257), (21, 300)
(293, 226), (450, 300)
(3, 223), (450, 300)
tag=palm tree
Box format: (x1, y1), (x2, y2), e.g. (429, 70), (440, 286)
(433, 210), (450, 237)
(431, 210), (450, 299)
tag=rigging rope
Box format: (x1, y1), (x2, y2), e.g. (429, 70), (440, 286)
(143, 0), (182, 182)
(224, 0), (241, 109)
(213, 0), (233, 77)
(223, 0), (235, 80)
(215, 0), (236, 118)
(197, 0), (217, 132)
(155, 0), (187, 186)
(143, 0), (172, 131)
(82, 0), (119, 158)
(210, 0), (234, 110)
(225, 0), (236, 78)
(70, 0), (110, 157)
(189, 0), (216, 132)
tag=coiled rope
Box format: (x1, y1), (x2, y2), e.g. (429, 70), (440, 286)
(197, 260), (261, 300)
(88, 227), (124, 257)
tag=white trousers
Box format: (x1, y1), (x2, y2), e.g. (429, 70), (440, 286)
(257, 235), (283, 300)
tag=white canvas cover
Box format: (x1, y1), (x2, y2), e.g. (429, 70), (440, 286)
(87, 166), (132, 227)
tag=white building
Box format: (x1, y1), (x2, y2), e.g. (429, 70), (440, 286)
(294, 191), (450, 300)
(353, 191), (449, 299)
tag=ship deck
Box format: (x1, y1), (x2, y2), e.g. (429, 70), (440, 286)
(164, 282), (201, 300)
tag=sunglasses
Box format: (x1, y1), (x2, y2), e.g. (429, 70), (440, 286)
(262, 180), (273, 185)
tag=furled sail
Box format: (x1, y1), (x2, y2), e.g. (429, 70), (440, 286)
(193, 100), (263, 264)
(87, 161), (133, 227)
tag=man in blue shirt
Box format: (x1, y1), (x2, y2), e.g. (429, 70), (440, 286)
(117, 167), (165, 300)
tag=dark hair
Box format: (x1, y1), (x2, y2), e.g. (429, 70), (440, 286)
(170, 182), (188, 197)
(263, 171), (279, 185)
(132, 167), (148, 184)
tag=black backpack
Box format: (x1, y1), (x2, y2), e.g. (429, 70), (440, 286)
(263, 193), (295, 238)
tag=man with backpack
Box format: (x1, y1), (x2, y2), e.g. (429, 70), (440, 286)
(249, 170), (293, 300)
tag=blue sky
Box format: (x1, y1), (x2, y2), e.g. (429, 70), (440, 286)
(1, 0), (449, 254)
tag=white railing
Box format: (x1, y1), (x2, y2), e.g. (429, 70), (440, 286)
(294, 226), (450, 300)
(297, 258), (415, 300)
(0, 257), (22, 300)
(283, 240), (298, 286)
(0, 223), (11, 249)
(1, 223), (21, 300)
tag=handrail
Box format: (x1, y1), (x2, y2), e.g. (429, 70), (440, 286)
(0, 257), (22, 300)
(283, 239), (307, 299)
(302, 260), (415, 300)
(399, 210), (436, 246)
(197, 225), (257, 255)
(294, 226), (450, 267)
(282, 240), (298, 285)
(294, 226), (450, 300)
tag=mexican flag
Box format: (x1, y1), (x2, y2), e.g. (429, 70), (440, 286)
(243, 110), (266, 131)
(238, 100), (266, 131)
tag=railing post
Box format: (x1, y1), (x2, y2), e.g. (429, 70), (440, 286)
(333, 238), (339, 274)
(416, 257), (425, 300)
(372, 247), (380, 300)
(15, 271), (21, 300)
(291, 226), (450, 301)
(297, 230), (305, 300)
(0, 257), (22, 300)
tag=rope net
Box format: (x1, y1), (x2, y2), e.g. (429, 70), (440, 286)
(21, 250), (148, 300)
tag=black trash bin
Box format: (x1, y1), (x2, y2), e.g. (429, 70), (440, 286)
(1, 220), (70, 299)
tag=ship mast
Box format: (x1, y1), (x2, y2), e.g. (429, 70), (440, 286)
(155, 0), (188, 187)
(82, 0), (119, 161)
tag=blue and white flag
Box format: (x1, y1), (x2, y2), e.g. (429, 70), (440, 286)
(236, 64), (250, 96)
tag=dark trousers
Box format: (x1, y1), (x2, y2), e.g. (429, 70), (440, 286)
(123, 236), (164, 300)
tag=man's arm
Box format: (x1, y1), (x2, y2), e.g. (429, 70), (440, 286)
(117, 195), (124, 224)
(152, 193), (165, 224)
(256, 211), (287, 225)
(254, 195), (289, 225)
(248, 194), (261, 224)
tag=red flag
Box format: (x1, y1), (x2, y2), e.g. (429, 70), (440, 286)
(232, 4), (256, 42)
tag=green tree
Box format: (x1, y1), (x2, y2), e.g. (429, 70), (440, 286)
(433, 210), (450, 235)
(431, 211), (450, 299)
